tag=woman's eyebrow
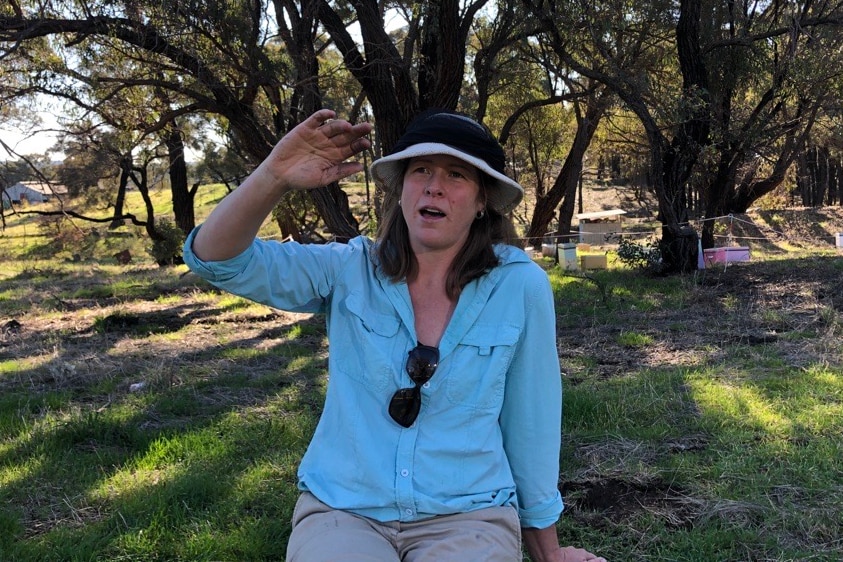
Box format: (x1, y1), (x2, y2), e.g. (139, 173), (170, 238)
(410, 156), (475, 173)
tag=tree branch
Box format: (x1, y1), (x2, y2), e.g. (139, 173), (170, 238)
(14, 209), (148, 226)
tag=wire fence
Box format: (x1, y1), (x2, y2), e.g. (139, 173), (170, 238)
(519, 213), (843, 249)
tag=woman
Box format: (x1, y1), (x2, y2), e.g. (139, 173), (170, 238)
(184, 109), (605, 562)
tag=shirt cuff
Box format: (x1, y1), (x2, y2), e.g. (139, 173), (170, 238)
(518, 491), (564, 529)
(182, 226), (255, 283)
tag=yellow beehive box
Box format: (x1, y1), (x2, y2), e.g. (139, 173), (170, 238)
(580, 254), (608, 269)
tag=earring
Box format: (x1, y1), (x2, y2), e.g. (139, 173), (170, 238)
(475, 209), (486, 220)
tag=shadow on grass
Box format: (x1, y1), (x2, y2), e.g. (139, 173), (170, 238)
(551, 254), (843, 560)
(0, 279), (330, 561)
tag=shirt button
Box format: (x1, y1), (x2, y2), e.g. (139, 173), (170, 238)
(400, 469), (409, 477)
(423, 382), (430, 388)
(405, 508), (413, 515)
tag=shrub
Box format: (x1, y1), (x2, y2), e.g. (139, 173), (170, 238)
(147, 219), (185, 266)
(616, 237), (662, 271)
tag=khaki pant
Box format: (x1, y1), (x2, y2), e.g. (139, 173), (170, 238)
(285, 492), (522, 562)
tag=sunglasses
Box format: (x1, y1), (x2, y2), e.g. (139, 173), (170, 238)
(388, 344), (440, 428)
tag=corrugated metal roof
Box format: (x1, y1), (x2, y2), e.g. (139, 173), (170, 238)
(575, 209), (626, 220)
(20, 181), (68, 195)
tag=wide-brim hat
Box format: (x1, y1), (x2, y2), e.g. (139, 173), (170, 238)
(370, 111), (524, 215)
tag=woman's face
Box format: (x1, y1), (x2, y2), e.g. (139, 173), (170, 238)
(400, 154), (485, 256)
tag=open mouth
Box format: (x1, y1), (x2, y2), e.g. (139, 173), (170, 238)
(419, 207), (446, 218)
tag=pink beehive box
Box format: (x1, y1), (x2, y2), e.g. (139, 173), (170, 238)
(704, 246), (750, 265)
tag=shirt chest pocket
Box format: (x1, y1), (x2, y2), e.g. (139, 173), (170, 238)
(333, 293), (402, 391)
(444, 323), (521, 410)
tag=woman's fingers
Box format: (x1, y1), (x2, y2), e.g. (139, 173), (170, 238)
(260, 110), (372, 191)
(318, 118), (373, 156)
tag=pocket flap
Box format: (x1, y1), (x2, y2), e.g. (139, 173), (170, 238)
(462, 323), (520, 355)
(345, 293), (401, 337)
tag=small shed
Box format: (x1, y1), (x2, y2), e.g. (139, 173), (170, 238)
(2, 181), (68, 206)
(575, 209), (627, 245)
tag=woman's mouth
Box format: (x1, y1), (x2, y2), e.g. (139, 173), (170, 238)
(419, 207), (446, 218)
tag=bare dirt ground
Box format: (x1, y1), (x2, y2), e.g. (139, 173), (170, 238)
(557, 202), (843, 377)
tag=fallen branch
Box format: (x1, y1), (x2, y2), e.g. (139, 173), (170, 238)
(13, 209), (148, 227)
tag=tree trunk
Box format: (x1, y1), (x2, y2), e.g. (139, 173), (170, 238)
(320, 0), (416, 151)
(525, 90), (608, 244)
(829, 156), (842, 206)
(658, 224), (699, 274)
(656, 0), (709, 273)
(418, 0), (465, 110)
(165, 126), (195, 236)
(319, 0), (482, 215)
(128, 165), (157, 240)
(109, 156), (131, 230)
(272, 0), (360, 241)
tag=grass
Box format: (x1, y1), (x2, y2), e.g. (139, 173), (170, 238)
(2, 191), (843, 560)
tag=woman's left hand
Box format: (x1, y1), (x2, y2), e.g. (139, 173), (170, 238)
(522, 526), (607, 562)
(556, 545), (608, 562)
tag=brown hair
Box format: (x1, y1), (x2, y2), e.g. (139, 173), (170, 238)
(374, 172), (519, 300)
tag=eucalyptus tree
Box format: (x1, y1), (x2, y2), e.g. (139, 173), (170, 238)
(315, 1), (489, 171)
(692, 0), (843, 248)
(0, 0), (529, 240)
(524, 0), (703, 271)
(439, 2), (605, 244)
(190, 141), (250, 194)
(54, 128), (117, 202)
(479, 40), (586, 241)
(795, 107), (843, 206)
(525, 0), (843, 271)
(0, 0), (328, 241)
(501, 1), (644, 245)
(6, 28), (202, 257)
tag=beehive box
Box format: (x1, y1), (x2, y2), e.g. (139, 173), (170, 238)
(580, 254), (608, 269)
(557, 243), (578, 270)
(704, 246), (750, 265)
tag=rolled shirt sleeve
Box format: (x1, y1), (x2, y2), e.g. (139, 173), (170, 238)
(499, 261), (564, 529)
(183, 226), (358, 313)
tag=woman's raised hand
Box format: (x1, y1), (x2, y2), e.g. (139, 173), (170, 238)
(259, 109), (373, 192)
(190, 109), (372, 262)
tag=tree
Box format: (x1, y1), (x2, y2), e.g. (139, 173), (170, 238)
(54, 129), (115, 200)
(2, 1), (503, 239)
(4, 0), (843, 268)
(523, 0), (843, 272)
(1, 1), (306, 238)
(316, 1), (497, 204)
(692, 0), (842, 248)
(190, 142), (249, 194)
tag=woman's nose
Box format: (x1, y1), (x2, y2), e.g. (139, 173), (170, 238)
(424, 174), (444, 196)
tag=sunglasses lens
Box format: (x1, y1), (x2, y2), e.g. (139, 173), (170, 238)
(406, 346), (439, 383)
(389, 387), (421, 428)
(389, 345), (439, 427)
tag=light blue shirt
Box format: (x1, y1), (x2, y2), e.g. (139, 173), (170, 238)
(183, 229), (564, 529)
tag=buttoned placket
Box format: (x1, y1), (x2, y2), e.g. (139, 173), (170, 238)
(381, 264), (500, 522)
(394, 329), (436, 521)
(394, 418), (419, 520)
